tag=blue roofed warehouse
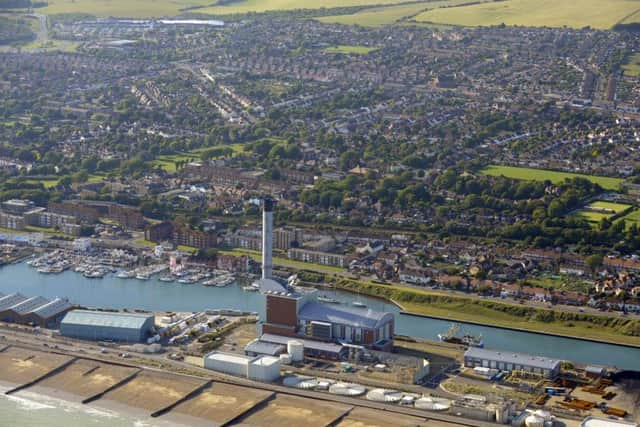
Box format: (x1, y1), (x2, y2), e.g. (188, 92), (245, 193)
(60, 310), (155, 343)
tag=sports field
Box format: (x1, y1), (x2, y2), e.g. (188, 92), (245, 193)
(317, 0), (475, 27)
(324, 45), (378, 54)
(40, 0), (214, 18)
(622, 53), (640, 77)
(414, 0), (640, 29)
(481, 165), (624, 190)
(198, 0), (416, 16)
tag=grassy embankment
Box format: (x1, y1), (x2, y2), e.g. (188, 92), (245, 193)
(413, 0), (640, 29)
(481, 165), (624, 191)
(330, 278), (640, 346)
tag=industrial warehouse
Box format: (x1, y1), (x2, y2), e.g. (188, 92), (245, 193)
(59, 309), (155, 343)
(0, 292), (73, 327)
(463, 347), (562, 379)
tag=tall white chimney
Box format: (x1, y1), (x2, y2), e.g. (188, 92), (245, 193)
(261, 198), (274, 279)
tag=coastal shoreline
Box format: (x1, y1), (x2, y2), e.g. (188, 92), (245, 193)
(0, 380), (186, 427)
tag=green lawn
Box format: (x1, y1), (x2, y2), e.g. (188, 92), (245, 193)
(622, 53), (640, 77)
(481, 165), (624, 190)
(317, 0), (483, 27)
(41, 0), (213, 18)
(414, 0), (640, 29)
(324, 45), (378, 54)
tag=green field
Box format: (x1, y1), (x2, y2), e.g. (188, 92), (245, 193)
(414, 0), (640, 29)
(318, 0), (485, 27)
(615, 208), (640, 230)
(153, 144), (245, 172)
(587, 201), (632, 214)
(40, 0), (214, 17)
(324, 45), (378, 54)
(577, 210), (613, 225)
(481, 165), (624, 190)
(198, 0), (419, 15)
(576, 202), (632, 226)
(622, 53), (640, 77)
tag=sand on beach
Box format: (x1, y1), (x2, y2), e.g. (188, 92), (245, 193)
(0, 347), (73, 385)
(336, 407), (430, 427)
(98, 369), (207, 413)
(238, 394), (352, 427)
(170, 382), (273, 426)
(36, 358), (139, 400)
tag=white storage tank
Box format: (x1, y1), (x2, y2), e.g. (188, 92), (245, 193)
(204, 352), (250, 377)
(279, 354), (292, 365)
(287, 340), (304, 362)
(248, 356), (281, 382)
(525, 415), (545, 427)
(329, 382), (366, 396)
(366, 389), (404, 403)
(414, 397), (451, 411)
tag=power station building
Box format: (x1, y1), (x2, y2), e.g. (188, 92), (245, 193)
(253, 198), (395, 358)
(60, 310), (155, 343)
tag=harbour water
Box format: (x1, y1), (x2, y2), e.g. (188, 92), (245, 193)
(0, 262), (639, 370)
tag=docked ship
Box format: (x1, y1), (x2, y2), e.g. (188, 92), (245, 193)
(438, 323), (484, 348)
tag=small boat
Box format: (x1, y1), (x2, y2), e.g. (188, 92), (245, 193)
(135, 274), (150, 281)
(215, 275), (235, 287)
(243, 285), (259, 292)
(352, 301), (367, 308)
(116, 270), (135, 279)
(438, 323), (483, 348)
(178, 276), (198, 284)
(84, 270), (106, 279)
(318, 296), (340, 304)
(159, 275), (174, 282)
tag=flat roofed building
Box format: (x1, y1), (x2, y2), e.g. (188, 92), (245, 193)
(60, 310), (154, 343)
(464, 347), (561, 378)
(244, 339), (286, 357)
